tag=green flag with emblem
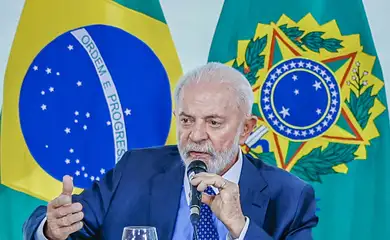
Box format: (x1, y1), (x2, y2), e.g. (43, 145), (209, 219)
(208, 0), (390, 239)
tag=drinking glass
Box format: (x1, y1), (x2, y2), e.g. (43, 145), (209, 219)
(122, 226), (158, 240)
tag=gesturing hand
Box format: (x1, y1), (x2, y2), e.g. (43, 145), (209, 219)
(44, 175), (84, 240)
(190, 172), (246, 238)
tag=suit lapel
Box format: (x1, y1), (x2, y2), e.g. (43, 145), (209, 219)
(239, 154), (270, 227)
(149, 157), (184, 240)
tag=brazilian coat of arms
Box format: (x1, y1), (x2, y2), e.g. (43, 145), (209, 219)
(232, 14), (386, 183)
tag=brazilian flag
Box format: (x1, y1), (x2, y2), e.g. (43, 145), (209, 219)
(208, 0), (390, 239)
(0, 0), (181, 239)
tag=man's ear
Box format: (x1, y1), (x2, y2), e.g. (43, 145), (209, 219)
(239, 116), (257, 145)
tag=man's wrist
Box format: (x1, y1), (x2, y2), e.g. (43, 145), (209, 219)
(227, 215), (246, 238)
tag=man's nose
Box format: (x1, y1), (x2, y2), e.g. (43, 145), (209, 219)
(189, 122), (208, 143)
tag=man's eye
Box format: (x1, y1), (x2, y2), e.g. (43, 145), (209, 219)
(181, 118), (190, 124)
(210, 120), (221, 127)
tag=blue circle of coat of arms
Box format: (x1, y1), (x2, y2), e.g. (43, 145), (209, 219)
(260, 57), (341, 141)
(19, 24), (172, 188)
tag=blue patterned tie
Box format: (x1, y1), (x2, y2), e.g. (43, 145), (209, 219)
(194, 186), (219, 240)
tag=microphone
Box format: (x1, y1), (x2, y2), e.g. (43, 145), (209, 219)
(187, 160), (207, 226)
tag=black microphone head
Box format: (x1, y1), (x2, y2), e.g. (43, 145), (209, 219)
(187, 160), (207, 179)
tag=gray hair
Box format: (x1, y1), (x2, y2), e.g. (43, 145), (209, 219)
(173, 62), (254, 115)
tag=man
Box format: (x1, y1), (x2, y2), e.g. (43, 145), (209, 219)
(23, 62), (319, 240)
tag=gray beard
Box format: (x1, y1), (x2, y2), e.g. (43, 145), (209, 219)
(177, 130), (241, 174)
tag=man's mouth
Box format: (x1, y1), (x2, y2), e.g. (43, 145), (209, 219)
(188, 151), (211, 158)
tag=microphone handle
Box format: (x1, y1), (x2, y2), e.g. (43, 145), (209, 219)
(190, 185), (202, 225)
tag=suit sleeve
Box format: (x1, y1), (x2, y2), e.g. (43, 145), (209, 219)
(243, 184), (318, 240)
(22, 151), (131, 240)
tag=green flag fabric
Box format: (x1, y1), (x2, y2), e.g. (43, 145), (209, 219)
(208, 0), (390, 239)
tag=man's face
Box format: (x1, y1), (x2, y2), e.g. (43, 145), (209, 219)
(175, 81), (252, 174)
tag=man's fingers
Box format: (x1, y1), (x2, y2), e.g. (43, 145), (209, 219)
(62, 175), (74, 196)
(201, 193), (215, 206)
(51, 203), (83, 218)
(56, 211), (84, 227)
(60, 221), (84, 237)
(49, 195), (72, 209)
(191, 174), (229, 191)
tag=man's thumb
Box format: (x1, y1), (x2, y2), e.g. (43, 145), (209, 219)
(62, 175), (74, 196)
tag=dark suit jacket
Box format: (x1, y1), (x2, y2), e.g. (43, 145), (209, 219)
(23, 145), (318, 239)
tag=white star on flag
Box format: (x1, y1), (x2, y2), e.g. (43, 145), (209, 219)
(56, 72), (60, 76)
(75, 159), (80, 164)
(69, 148), (74, 153)
(279, 106), (290, 119)
(45, 68), (51, 74)
(49, 87), (54, 92)
(68, 45), (74, 50)
(41, 91), (45, 95)
(298, 61), (304, 67)
(86, 112), (91, 118)
(294, 89), (299, 95)
(65, 159), (70, 164)
(276, 68), (282, 75)
(33, 65), (38, 71)
(106, 121), (111, 126)
(316, 108), (322, 115)
(75, 171), (80, 176)
(292, 75), (298, 81)
(83, 125), (88, 130)
(64, 128), (71, 134)
(41, 104), (47, 111)
(77, 81), (82, 87)
(313, 81), (322, 91)
(125, 108), (131, 116)
(74, 111), (79, 116)
(306, 62), (312, 69)
(100, 168), (106, 174)
(313, 65), (320, 72)
(282, 64), (289, 71)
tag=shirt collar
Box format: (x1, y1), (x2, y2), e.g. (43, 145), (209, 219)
(183, 150), (243, 205)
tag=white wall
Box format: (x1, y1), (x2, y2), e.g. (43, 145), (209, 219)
(0, 0), (389, 108)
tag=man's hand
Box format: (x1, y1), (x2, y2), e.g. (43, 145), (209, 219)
(44, 175), (84, 240)
(190, 172), (246, 238)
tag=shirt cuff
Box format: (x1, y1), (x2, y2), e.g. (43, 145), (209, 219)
(226, 216), (250, 240)
(35, 216), (49, 240)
